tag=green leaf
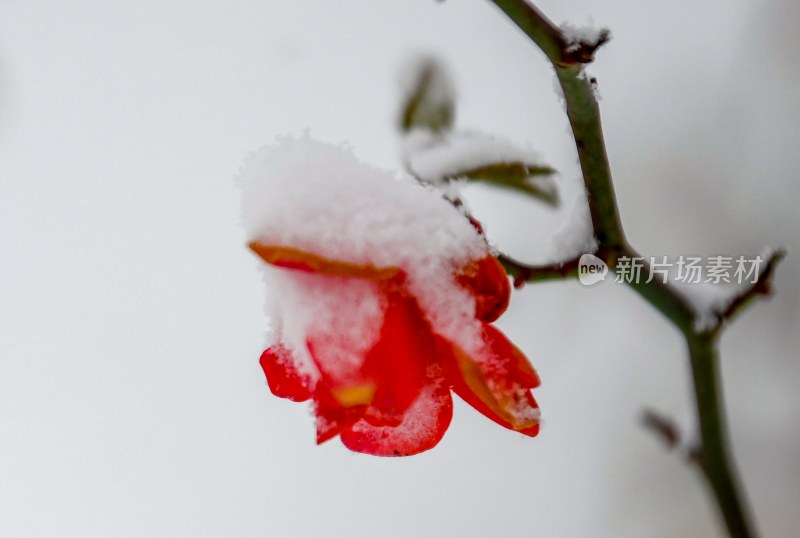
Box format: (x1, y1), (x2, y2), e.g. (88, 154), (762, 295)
(399, 58), (455, 134)
(450, 162), (559, 206)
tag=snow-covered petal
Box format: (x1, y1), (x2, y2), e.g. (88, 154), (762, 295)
(249, 243), (403, 282)
(314, 387), (367, 445)
(341, 370), (453, 457)
(241, 136), (489, 366)
(259, 344), (313, 402)
(360, 290), (435, 426)
(243, 136), (543, 455)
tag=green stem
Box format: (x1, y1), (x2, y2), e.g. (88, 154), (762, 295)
(555, 68), (626, 250)
(486, 1), (764, 536)
(687, 333), (756, 538)
(498, 253), (582, 286)
(488, 0), (567, 63)
(618, 246), (696, 334)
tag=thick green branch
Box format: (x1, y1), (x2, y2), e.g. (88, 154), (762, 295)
(556, 68), (626, 250)
(489, 0), (610, 65)
(484, 1), (778, 537)
(490, 0), (625, 250)
(488, 0), (566, 63)
(688, 333), (757, 538)
(618, 245), (697, 335)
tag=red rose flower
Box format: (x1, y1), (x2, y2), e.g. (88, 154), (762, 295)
(240, 136), (541, 456)
(250, 242), (541, 456)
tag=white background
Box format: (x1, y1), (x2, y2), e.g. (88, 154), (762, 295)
(1, 0), (798, 536)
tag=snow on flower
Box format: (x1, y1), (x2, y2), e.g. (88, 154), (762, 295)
(240, 135), (541, 456)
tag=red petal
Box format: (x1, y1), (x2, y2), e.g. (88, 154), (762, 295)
(249, 243), (403, 282)
(260, 344), (312, 402)
(306, 336), (377, 408)
(360, 289), (433, 426)
(455, 255), (511, 323)
(340, 368), (453, 456)
(444, 326), (541, 436)
(483, 324), (541, 389)
(313, 386), (366, 444)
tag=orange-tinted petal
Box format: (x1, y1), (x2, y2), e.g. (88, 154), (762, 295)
(444, 326), (540, 437)
(455, 255), (511, 323)
(260, 344), (313, 402)
(340, 369), (453, 457)
(249, 243), (403, 282)
(483, 324), (541, 389)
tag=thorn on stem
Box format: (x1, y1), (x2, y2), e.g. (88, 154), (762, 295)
(687, 445), (704, 467)
(641, 408), (680, 449)
(712, 249), (787, 332)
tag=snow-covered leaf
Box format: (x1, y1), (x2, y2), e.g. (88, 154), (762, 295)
(402, 129), (558, 206)
(455, 161), (558, 206)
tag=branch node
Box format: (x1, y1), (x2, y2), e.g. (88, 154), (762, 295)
(561, 27), (611, 65)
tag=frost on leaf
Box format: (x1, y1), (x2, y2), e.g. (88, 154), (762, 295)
(403, 129), (558, 206)
(397, 56), (558, 206)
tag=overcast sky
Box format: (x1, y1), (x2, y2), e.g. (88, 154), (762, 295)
(1, 1), (798, 536)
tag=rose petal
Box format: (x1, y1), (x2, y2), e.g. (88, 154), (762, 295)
(313, 386), (367, 444)
(444, 326), (540, 436)
(306, 335), (377, 408)
(361, 289), (433, 426)
(340, 368), (453, 456)
(303, 277), (385, 407)
(249, 243), (403, 282)
(455, 255), (511, 323)
(483, 324), (541, 389)
(260, 344), (312, 402)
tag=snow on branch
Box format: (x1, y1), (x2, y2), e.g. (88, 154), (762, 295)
(560, 22), (611, 63)
(671, 249), (786, 332)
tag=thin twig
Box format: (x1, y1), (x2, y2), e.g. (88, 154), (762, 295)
(687, 333), (756, 537)
(642, 409), (707, 467)
(713, 249), (787, 333)
(498, 253), (583, 288)
(641, 408), (681, 449)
